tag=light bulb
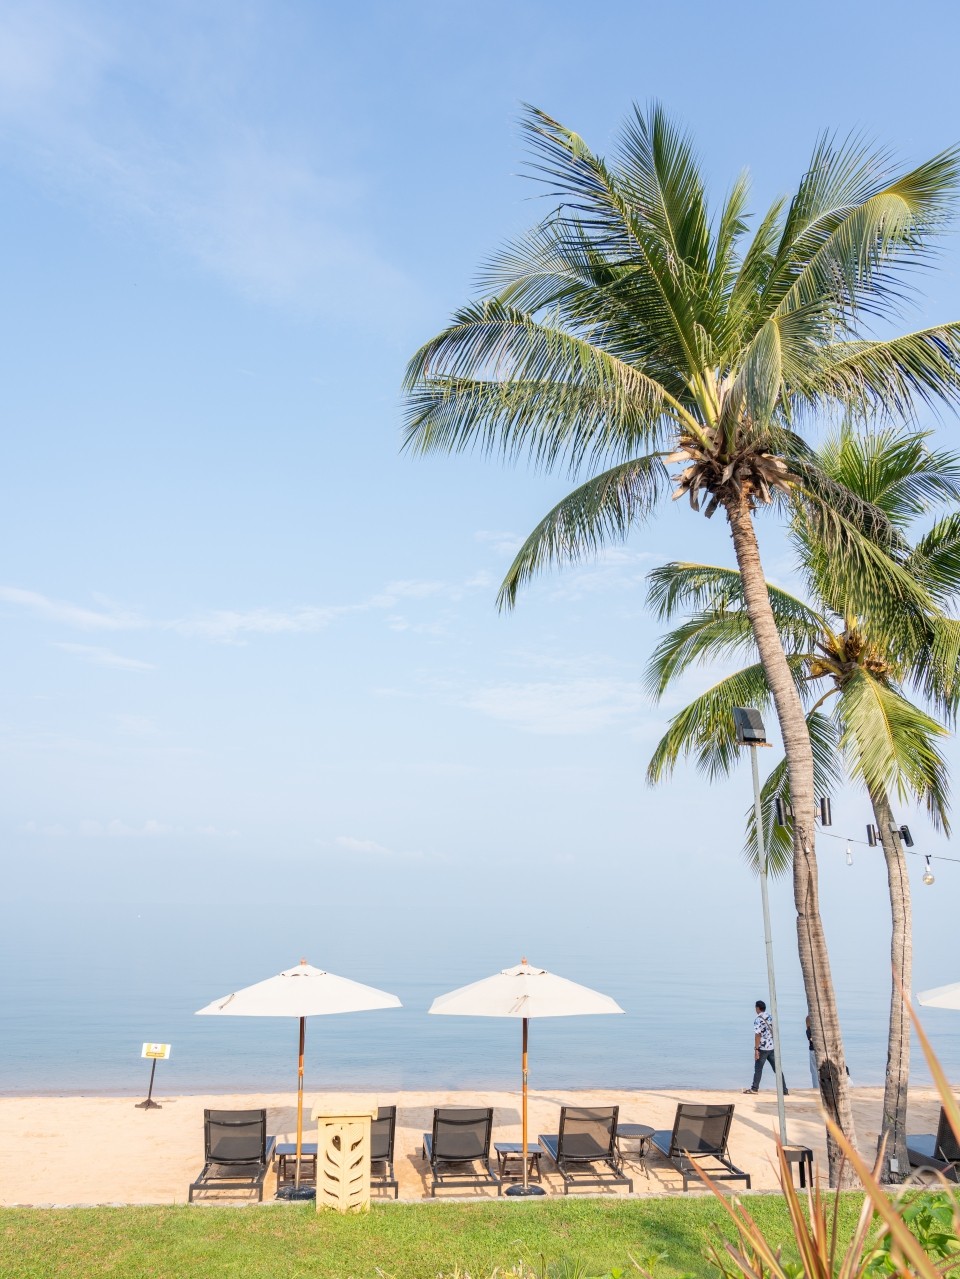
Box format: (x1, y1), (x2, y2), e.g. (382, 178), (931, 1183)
(845, 844), (853, 866)
(922, 855), (935, 887)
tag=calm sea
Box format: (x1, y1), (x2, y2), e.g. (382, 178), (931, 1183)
(3, 899), (958, 1098)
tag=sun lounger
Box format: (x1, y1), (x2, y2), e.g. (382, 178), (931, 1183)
(907, 1106), (960, 1181)
(188, 1108), (276, 1202)
(422, 1106), (501, 1196)
(538, 1105), (632, 1194)
(371, 1105), (399, 1198)
(648, 1103), (750, 1192)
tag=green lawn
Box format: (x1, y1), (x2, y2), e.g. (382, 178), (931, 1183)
(0, 1196), (870, 1279)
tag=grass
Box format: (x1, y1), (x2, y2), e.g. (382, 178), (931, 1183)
(1, 1195), (871, 1279)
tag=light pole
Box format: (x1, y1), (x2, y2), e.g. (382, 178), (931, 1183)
(732, 706), (787, 1146)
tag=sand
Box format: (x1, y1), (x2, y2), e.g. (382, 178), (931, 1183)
(0, 1087), (946, 1205)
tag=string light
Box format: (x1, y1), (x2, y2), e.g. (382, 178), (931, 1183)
(815, 828), (958, 885)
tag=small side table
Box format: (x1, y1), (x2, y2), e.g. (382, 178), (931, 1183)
(276, 1143), (318, 1188)
(782, 1145), (814, 1189)
(494, 1142), (543, 1183)
(616, 1123), (654, 1162)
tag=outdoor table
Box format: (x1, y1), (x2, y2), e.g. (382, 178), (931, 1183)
(494, 1142), (543, 1183)
(615, 1123), (654, 1162)
(782, 1144), (814, 1189)
(275, 1143), (318, 1188)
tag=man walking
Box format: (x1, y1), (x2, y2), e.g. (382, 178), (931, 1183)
(744, 999), (788, 1095)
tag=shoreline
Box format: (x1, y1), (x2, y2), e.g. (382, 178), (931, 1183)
(0, 1085), (948, 1205)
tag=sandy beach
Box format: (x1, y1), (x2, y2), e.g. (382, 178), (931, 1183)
(0, 1086), (947, 1205)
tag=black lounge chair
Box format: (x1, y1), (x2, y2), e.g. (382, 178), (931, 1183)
(649, 1103), (750, 1192)
(538, 1105), (633, 1195)
(371, 1105), (399, 1198)
(907, 1106), (960, 1181)
(422, 1106), (501, 1196)
(188, 1108), (276, 1202)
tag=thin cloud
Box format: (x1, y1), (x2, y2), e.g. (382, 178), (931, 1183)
(21, 818), (238, 838)
(4, 576), (488, 645)
(110, 714), (159, 736)
(0, 3), (416, 319)
(175, 604), (361, 642)
(1, 587), (143, 631)
(21, 818), (174, 838)
(333, 835), (429, 860)
(53, 642), (155, 671)
(474, 530), (524, 556)
(335, 835), (394, 855)
(456, 677), (651, 736)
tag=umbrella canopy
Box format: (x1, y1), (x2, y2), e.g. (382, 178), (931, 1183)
(917, 982), (960, 1010)
(197, 960), (400, 1194)
(196, 962), (401, 1019)
(429, 959), (623, 1195)
(430, 960), (624, 1020)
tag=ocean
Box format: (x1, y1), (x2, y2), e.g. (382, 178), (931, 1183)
(3, 898), (958, 1098)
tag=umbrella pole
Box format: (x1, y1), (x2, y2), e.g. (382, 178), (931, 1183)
(505, 1014), (542, 1195)
(295, 1015), (305, 1190)
(521, 1015), (529, 1192)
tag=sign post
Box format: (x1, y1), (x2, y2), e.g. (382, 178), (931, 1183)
(136, 1043), (171, 1110)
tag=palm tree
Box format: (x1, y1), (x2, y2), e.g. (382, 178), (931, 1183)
(645, 425), (960, 1181)
(403, 103), (960, 1181)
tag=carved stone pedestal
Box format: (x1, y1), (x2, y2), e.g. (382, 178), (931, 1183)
(311, 1106), (377, 1212)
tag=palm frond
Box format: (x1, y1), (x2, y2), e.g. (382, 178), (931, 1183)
(497, 455), (669, 609)
(798, 326), (960, 420)
(614, 102), (712, 276)
(906, 615), (960, 726)
(767, 137), (960, 324)
(837, 671), (952, 832)
(645, 659), (808, 783)
(788, 462), (935, 625)
(644, 610), (758, 698)
(908, 511), (960, 601)
(403, 300), (699, 471)
(810, 425), (960, 527)
(645, 562), (825, 637)
(518, 104), (719, 385)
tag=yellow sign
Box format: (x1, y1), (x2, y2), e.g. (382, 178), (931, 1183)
(141, 1043), (171, 1060)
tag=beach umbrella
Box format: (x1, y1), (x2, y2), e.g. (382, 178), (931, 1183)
(196, 959), (401, 1194)
(429, 958), (624, 1196)
(917, 982), (960, 1009)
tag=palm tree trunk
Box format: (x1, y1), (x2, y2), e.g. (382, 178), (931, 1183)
(866, 782), (912, 1182)
(726, 496), (860, 1186)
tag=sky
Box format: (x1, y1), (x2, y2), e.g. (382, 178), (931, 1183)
(2, 0), (960, 1038)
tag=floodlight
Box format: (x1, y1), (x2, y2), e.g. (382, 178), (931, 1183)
(732, 706), (768, 745)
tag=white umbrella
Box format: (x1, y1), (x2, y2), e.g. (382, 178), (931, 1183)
(196, 959), (401, 1193)
(917, 982), (960, 1009)
(429, 958), (624, 1196)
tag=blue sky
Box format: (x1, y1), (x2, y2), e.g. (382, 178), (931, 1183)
(2, 0), (960, 1013)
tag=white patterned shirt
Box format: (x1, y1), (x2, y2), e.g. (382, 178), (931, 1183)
(754, 1012), (774, 1051)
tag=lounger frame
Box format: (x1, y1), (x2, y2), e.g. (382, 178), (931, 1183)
(188, 1108), (276, 1202)
(907, 1106), (960, 1182)
(422, 1106), (502, 1196)
(538, 1105), (633, 1195)
(649, 1103), (750, 1192)
(371, 1105), (399, 1198)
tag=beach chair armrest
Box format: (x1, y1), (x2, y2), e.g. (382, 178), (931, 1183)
(538, 1134), (560, 1164)
(648, 1130), (672, 1157)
